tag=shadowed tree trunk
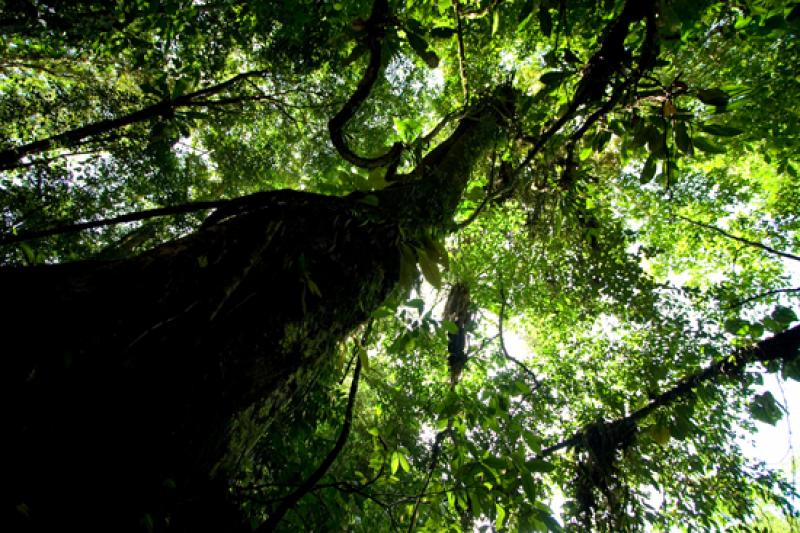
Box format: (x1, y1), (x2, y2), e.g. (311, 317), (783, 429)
(1, 91), (512, 531)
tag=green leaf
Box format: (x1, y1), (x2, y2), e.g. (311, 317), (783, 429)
(674, 121), (692, 154)
(417, 249), (442, 289)
(697, 88), (730, 107)
(525, 459), (555, 473)
(538, 510), (564, 532)
(306, 277), (322, 297)
(406, 298), (425, 313)
(724, 318), (749, 335)
(420, 233), (448, 268)
(492, 10), (501, 36)
(749, 391), (783, 425)
(648, 424), (670, 446)
(398, 452), (410, 473)
(358, 194), (379, 206)
(398, 244), (418, 294)
(782, 357), (800, 382)
(343, 43), (369, 66)
(592, 130), (612, 152)
(389, 333), (411, 354)
(646, 126), (667, 158)
(522, 430), (542, 453)
(357, 346), (369, 372)
(693, 136), (726, 154)
(495, 503), (506, 530)
(468, 490), (483, 516)
(698, 123), (743, 137)
(406, 31), (439, 68)
(391, 451), (400, 474)
(539, 71), (565, 86)
(19, 242), (36, 265)
(442, 320), (460, 334)
(640, 155), (657, 184)
(763, 316), (785, 333)
(520, 472), (537, 501)
(771, 306), (797, 325)
(172, 77), (193, 99)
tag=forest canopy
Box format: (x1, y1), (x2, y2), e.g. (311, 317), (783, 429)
(2, 0), (800, 531)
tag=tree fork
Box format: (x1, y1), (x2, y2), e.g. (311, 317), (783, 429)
(2, 91), (511, 531)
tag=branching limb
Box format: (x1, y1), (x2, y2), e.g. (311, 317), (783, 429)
(0, 199), (228, 246)
(0, 69), (272, 170)
(0, 188), (346, 246)
(406, 427), (450, 533)
(678, 215), (800, 263)
(516, 0), (658, 173)
(537, 323), (800, 459)
(724, 287), (800, 310)
(327, 0), (404, 169)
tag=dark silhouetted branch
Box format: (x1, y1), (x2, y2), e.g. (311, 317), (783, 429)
(678, 215), (800, 263)
(0, 69), (271, 170)
(0, 199), (227, 246)
(537, 323), (800, 458)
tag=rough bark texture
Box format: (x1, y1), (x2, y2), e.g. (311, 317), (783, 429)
(2, 92), (511, 531)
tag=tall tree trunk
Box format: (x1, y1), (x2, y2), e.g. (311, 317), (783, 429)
(2, 92), (511, 531)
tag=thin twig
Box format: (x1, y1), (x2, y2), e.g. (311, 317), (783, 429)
(406, 428), (450, 533)
(498, 284), (541, 388)
(724, 287), (800, 310)
(678, 215), (800, 263)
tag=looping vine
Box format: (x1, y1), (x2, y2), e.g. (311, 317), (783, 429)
(327, 0), (404, 169)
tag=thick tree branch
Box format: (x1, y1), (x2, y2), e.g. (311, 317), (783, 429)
(327, 0), (404, 169)
(0, 69), (271, 171)
(538, 323), (800, 459)
(0, 188), (345, 246)
(0, 199), (227, 246)
(517, 0), (657, 172)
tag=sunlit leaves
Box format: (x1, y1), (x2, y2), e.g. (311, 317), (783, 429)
(4, 0), (800, 531)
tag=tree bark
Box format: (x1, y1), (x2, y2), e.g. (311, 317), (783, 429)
(1, 93), (510, 531)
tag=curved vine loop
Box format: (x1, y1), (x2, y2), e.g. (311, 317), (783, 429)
(327, 0), (404, 169)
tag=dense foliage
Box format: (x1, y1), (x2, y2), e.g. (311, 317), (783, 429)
(3, 0), (800, 531)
